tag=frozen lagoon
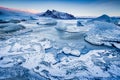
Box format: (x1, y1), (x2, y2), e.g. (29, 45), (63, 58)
(0, 18), (120, 80)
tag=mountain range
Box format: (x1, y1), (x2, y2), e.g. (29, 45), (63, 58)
(0, 7), (76, 20)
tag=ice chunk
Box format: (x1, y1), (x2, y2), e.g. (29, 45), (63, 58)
(0, 45), (11, 56)
(62, 47), (80, 56)
(55, 22), (67, 31)
(43, 53), (56, 64)
(0, 20), (9, 23)
(0, 23), (25, 33)
(37, 18), (57, 25)
(10, 43), (22, 52)
(113, 43), (120, 49)
(0, 57), (14, 67)
(40, 38), (52, 49)
(77, 21), (83, 26)
(62, 47), (71, 54)
(56, 22), (90, 33)
(85, 21), (120, 46)
(9, 19), (21, 23)
(71, 50), (80, 56)
(32, 44), (43, 53)
(22, 53), (44, 69)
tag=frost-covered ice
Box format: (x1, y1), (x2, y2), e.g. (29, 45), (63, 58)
(37, 18), (57, 25)
(0, 23), (25, 33)
(77, 20), (84, 26)
(0, 23), (27, 40)
(62, 47), (80, 56)
(56, 22), (91, 33)
(85, 21), (120, 46)
(113, 43), (120, 49)
(0, 48), (120, 79)
(0, 17), (120, 80)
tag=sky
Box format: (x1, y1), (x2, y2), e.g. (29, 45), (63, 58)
(0, 0), (120, 16)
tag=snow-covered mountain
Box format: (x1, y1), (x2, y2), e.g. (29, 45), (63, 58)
(89, 14), (119, 24)
(0, 6), (38, 20)
(37, 10), (76, 19)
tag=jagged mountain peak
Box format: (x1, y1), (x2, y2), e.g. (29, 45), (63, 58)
(37, 9), (76, 19)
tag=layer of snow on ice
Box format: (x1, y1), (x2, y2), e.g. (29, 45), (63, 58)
(85, 21), (120, 46)
(77, 20), (84, 26)
(62, 47), (81, 56)
(39, 38), (52, 49)
(0, 37), (120, 79)
(37, 18), (57, 25)
(56, 22), (91, 33)
(0, 18), (120, 80)
(0, 23), (25, 33)
(113, 43), (120, 49)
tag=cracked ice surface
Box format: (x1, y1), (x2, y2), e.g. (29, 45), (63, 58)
(0, 19), (120, 80)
